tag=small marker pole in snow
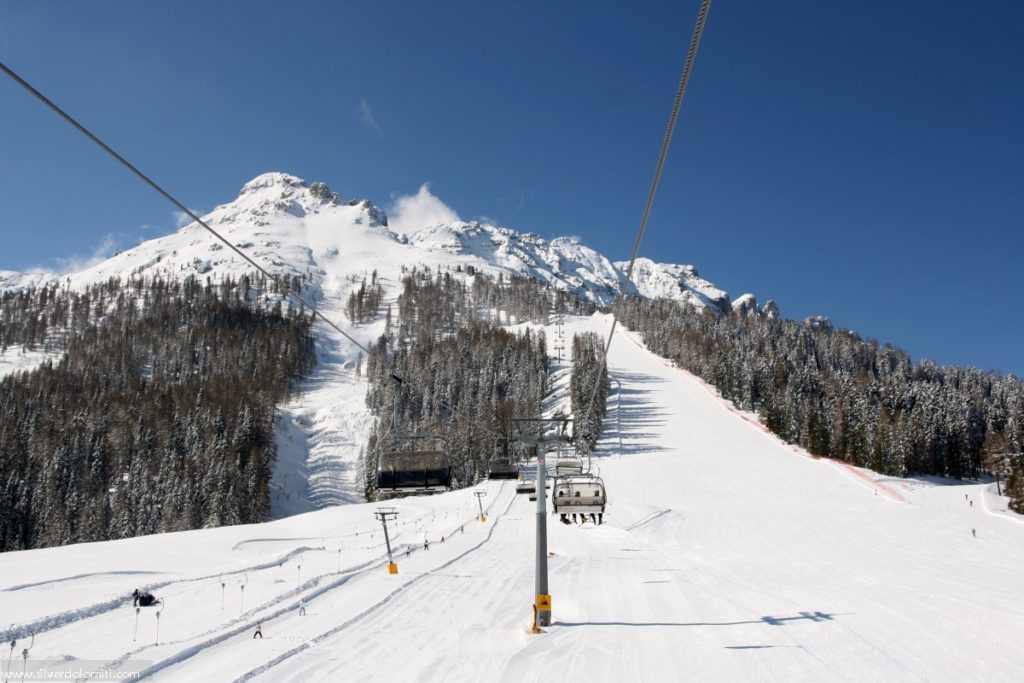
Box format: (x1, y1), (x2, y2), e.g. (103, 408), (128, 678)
(297, 560), (303, 588)
(154, 603), (163, 645)
(5, 624), (16, 683)
(18, 632), (32, 681)
(240, 574), (248, 614)
(133, 607), (140, 641)
(220, 574), (226, 611)
(475, 490), (487, 522)
(337, 547), (342, 573)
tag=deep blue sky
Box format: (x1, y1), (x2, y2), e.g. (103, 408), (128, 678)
(2, 1), (1022, 376)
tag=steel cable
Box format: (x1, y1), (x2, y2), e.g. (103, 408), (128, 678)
(579, 0), (713, 441)
(0, 60), (371, 355)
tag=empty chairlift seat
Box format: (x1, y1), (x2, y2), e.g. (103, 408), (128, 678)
(488, 458), (519, 480)
(516, 479), (536, 494)
(554, 456), (584, 477)
(377, 435), (452, 499)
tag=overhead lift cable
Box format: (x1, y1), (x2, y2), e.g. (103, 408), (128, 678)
(0, 60), (371, 357)
(579, 0), (713, 435)
(0, 60), (471, 498)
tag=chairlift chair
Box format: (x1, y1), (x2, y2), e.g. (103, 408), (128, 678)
(487, 457), (519, 480)
(376, 433), (452, 500)
(516, 479), (536, 494)
(487, 439), (520, 480)
(554, 455), (584, 477)
(552, 474), (607, 524)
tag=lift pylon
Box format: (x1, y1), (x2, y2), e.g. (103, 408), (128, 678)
(374, 507), (400, 574)
(513, 415), (573, 630)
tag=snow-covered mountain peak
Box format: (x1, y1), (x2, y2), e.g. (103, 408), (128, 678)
(1, 171), (748, 313)
(621, 257), (731, 314)
(215, 172), (357, 221)
(239, 171), (307, 195)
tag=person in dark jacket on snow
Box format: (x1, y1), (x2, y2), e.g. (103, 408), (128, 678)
(133, 589), (159, 607)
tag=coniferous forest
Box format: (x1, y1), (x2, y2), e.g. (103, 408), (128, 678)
(570, 331), (610, 455)
(619, 297), (1024, 512)
(0, 276), (316, 550)
(361, 267), (565, 499)
(4, 259), (1021, 551)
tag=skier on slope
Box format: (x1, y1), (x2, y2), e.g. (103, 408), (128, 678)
(298, 598), (306, 616)
(133, 589), (159, 607)
(253, 621), (263, 639)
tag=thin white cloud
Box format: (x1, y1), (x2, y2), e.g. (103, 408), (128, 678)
(173, 209), (200, 228)
(52, 233), (121, 274)
(358, 98), (383, 137)
(388, 184), (460, 233)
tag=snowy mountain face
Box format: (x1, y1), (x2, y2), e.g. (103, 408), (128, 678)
(622, 258), (732, 314)
(0, 269), (53, 291)
(0, 172), (750, 511)
(0, 172), (740, 312)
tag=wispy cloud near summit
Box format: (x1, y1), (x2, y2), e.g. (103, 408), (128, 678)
(52, 233), (121, 274)
(388, 184), (460, 233)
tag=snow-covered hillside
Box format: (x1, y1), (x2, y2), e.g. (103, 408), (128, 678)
(1, 314), (1020, 682)
(0, 172), (749, 511)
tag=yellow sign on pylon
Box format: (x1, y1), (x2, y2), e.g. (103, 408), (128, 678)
(388, 563), (398, 575)
(536, 594), (551, 611)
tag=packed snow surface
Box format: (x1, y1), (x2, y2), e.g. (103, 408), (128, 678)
(0, 345), (61, 380)
(1, 314), (1020, 682)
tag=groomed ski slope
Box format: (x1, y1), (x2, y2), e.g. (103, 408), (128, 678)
(2, 313), (1022, 682)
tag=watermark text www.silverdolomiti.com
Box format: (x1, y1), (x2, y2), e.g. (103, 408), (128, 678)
(0, 660), (150, 680)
